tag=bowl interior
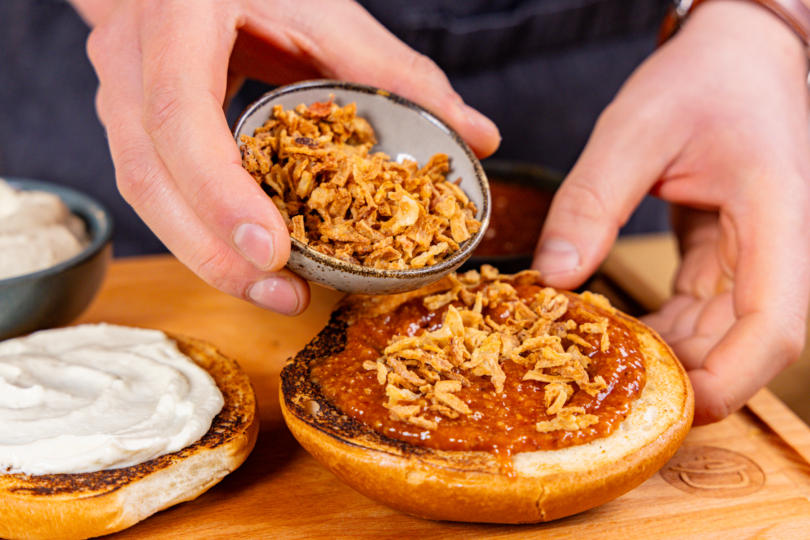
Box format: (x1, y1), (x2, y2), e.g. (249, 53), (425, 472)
(233, 81), (490, 282)
(0, 178), (113, 340)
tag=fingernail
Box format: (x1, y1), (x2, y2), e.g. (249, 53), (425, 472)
(536, 237), (581, 275)
(233, 223), (275, 269)
(248, 277), (300, 315)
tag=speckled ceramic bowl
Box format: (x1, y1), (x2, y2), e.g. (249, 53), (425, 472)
(0, 179), (113, 340)
(233, 80), (490, 295)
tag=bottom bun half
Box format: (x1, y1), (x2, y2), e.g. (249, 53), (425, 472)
(281, 292), (693, 524)
(0, 334), (258, 540)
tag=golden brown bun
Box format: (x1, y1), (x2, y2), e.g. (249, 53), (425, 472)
(0, 334), (259, 540)
(281, 281), (694, 523)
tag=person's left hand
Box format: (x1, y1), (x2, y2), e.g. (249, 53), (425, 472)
(532, 0), (810, 424)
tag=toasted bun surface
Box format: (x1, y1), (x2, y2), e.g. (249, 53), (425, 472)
(281, 280), (693, 523)
(0, 334), (259, 540)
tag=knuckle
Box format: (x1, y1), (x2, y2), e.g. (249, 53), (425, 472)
(555, 175), (617, 229)
(387, 52), (450, 98)
(188, 245), (242, 295)
(86, 25), (111, 71)
(93, 87), (107, 128)
(114, 147), (164, 210)
(406, 53), (443, 80)
(184, 173), (222, 222)
(142, 84), (189, 141)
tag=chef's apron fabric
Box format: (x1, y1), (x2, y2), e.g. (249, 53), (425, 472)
(0, 0), (670, 257)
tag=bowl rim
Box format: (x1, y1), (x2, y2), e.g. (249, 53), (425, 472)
(0, 177), (114, 285)
(465, 159), (563, 264)
(233, 79), (490, 280)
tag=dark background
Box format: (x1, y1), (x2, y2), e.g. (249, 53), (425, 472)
(0, 0), (670, 257)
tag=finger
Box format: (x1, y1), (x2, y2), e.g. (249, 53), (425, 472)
(689, 312), (799, 425)
(670, 205), (720, 258)
(674, 238), (727, 301)
(137, 0), (291, 274)
(641, 294), (694, 336)
(669, 292), (734, 347)
(642, 292), (734, 373)
(241, 0), (501, 158)
(87, 7), (310, 315)
(531, 88), (687, 289)
(690, 186), (810, 424)
(671, 207), (733, 300)
(661, 295), (734, 370)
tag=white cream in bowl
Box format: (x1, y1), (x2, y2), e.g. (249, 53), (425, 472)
(0, 178), (89, 280)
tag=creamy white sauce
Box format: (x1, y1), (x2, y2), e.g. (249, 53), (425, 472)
(0, 178), (89, 280)
(0, 324), (225, 475)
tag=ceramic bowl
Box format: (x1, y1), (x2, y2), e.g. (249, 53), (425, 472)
(233, 80), (490, 295)
(0, 179), (113, 340)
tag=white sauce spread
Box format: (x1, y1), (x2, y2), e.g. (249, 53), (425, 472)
(0, 178), (89, 280)
(0, 324), (225, 475)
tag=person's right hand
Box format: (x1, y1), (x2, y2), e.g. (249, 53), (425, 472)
(71, 0), (501, 315)
(530, 0), (810, 424)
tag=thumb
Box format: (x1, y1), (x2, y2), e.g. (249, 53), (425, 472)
(532, 103), (679, 289)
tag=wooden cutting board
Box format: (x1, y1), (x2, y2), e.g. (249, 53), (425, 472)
(70, 255), (810, 539)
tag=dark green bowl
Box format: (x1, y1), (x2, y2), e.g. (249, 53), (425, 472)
(0, 179), (113, 340)
(460, 160), (563, 274)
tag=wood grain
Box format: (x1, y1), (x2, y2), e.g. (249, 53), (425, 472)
(67, 255), (810, 539)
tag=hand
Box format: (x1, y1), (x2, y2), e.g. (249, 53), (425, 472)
(71, 0), (500, 315)
(532, 0), (810, 424)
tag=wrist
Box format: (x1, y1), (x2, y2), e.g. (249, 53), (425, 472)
(663, 0), (809, 50)
(679, 0), (808, 75)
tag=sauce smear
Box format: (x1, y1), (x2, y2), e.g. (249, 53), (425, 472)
(311, 286), (646, 455)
